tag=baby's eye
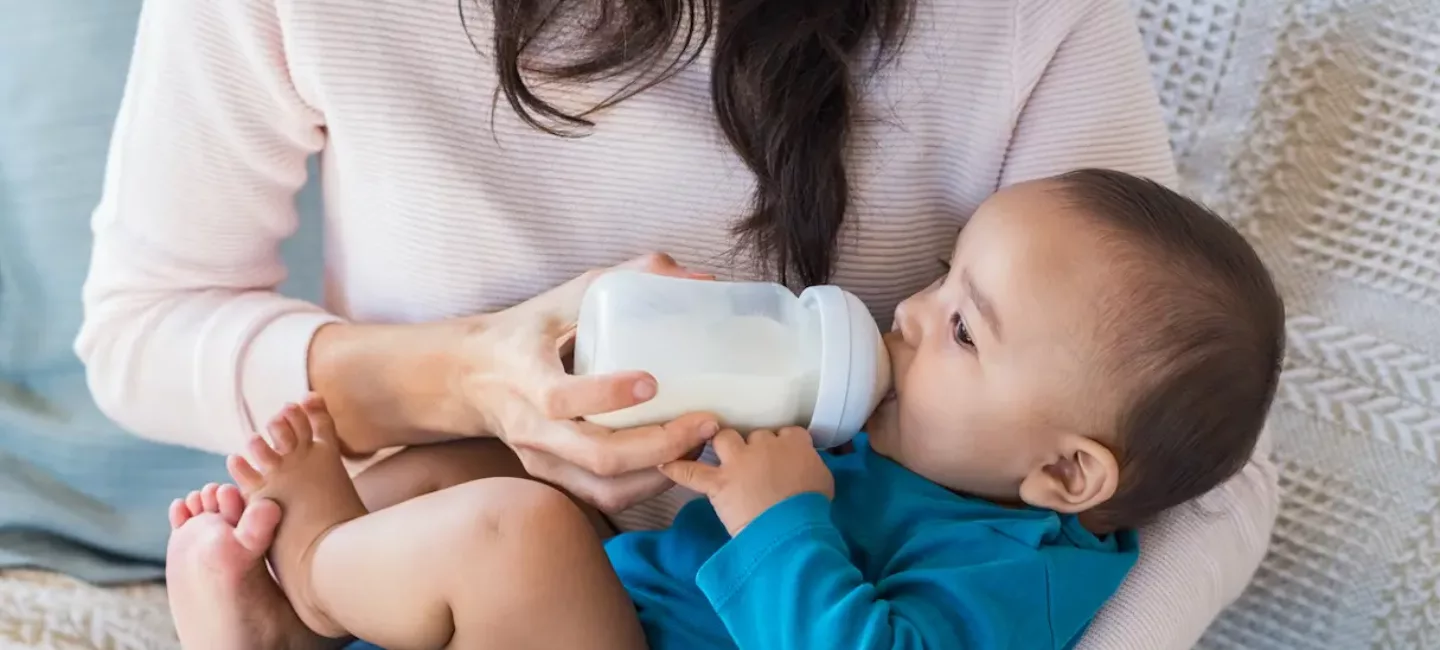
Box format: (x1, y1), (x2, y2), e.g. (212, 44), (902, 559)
(951, 313), (974, 348)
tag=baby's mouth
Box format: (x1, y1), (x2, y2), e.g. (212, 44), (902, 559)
(868, 390), (898, 424)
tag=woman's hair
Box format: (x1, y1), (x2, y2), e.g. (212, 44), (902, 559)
(462, 0), (912, 287)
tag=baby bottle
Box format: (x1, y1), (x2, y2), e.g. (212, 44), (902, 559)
(573, 271), (891, 448)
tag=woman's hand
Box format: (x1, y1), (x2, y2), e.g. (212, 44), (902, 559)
(454, 254), (722, 512)
(311, 253), (720, 512)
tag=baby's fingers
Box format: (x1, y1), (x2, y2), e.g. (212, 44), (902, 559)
(659, 460), (724, 496)
(712, 429), (746, 463)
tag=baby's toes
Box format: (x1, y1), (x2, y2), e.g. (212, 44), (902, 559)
(168, 499), (190, 530)
(300, 392), (326, 413)
(267, 410), (298, 455)
(184, 490), (204, 517)
(200, 483), (221, 513)
(216, 484), (246, 525)
(226, 454), (264, 493)
(281, 403), (314, 452)
(246, 435), (281, 472)
(302, 399), (337, 445)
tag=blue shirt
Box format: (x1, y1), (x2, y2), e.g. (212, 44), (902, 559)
(606, 436), (1138, 650)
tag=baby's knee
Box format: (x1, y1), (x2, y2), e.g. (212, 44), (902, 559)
(447, 478), (591, 549)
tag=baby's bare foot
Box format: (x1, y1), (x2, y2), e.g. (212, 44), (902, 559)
(165, 483), (334, 650)
(229, 394), (367, 640)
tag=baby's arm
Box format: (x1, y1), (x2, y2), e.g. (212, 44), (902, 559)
(692, 494), (1064, 649)
(662, 429), (1132, 649)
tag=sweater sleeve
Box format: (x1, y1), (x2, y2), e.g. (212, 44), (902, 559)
(695, 493), (1060, 650)
(1002, 3), (1281, 647)
(1000, 0), (1178, 187)
(1077, 434), (1281, 649)
(75, 0), (338, 454)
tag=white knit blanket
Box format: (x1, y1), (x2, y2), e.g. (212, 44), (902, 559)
(1146, 0), (1440, 648)
(3, 0), (1437, 648)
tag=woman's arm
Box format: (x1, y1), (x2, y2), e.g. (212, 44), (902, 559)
(74, 1), (710, 479)
(1000, 1), (1281, 647)
(77, 0), (335, 454)
(77, 0), (495, 457)
(1079, 438), (1279, 649)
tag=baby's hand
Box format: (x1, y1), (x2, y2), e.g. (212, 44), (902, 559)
(661, 428), (834, 536)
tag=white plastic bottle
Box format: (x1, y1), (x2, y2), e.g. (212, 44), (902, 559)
(573, 271), (891, 448)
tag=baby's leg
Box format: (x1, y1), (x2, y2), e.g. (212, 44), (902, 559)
(351, 437), (616, 536)
(231, 398), (645, 650)
(351, 437), (527, 510)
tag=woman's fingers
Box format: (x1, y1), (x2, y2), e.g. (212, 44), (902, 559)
(497, 254), (712, 359)
(580, 467), (676, 515)
(617, 252), (682, 275)
(468, 254), (727, 514)
(533, 370), (658, 421)
(529, 253), (708, 325)
(624, 253), (713, 281)
(519, 413), (717, 478)
(517, 447), (677, 514)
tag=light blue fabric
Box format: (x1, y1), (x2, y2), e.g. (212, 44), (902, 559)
(0, 0), (325, 583)
(606, 436), (1139, 650)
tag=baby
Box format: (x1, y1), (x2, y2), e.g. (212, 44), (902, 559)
(169, 169), (1284, 649)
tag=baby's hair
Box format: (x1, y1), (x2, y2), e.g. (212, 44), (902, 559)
(1054, 169), (1285, 531)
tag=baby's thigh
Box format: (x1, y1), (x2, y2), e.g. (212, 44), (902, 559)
(323, 477), (641, 649)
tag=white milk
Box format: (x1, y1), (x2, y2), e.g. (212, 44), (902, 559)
(583, 315), (820, 431)
(574, 271), (889, 447)
(584, 372), (815, 432)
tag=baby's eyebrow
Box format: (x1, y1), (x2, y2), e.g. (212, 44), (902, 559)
(962, 269), (1003, 342)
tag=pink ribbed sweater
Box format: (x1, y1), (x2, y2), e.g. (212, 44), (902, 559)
(76, 0), (1278, 647)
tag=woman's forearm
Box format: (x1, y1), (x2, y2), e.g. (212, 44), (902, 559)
(307, 320), (487, 455)
(1076, 444), (1280, 649)
(78, 282), (341, 455)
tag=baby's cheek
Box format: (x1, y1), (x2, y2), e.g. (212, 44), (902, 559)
(901, 406), (969, 457)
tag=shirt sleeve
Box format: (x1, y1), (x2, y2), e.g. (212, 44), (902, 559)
(1077, 436), (1281, 650)
(694, 493), (1056, 649)
(1000, 3), (1281, 647)
(74, 0), (338, 454)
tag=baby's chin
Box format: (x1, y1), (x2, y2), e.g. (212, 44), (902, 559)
(864, 394), (901, 453)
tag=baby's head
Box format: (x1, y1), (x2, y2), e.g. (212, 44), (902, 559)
(868, 169), (1284, 530)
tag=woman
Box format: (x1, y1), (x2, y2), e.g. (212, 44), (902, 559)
(78, 0), (1278, 647)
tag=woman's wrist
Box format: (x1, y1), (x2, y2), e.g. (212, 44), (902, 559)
(307, 320), (484, 454)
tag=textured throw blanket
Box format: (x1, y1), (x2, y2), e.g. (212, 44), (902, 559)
(1153, 0), (1440, 647)
(2, 0), (1437, 648)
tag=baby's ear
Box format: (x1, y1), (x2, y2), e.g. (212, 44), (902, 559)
(1017, 435), (1118, 515)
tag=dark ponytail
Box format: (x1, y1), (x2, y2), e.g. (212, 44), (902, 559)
(465, 0), (911, 287)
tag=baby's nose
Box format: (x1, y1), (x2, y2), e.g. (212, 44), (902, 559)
(883, 328), (912, 354)
(891, 303), (919, 343)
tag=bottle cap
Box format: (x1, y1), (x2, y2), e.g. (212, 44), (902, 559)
(799, 285), (891, 448)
